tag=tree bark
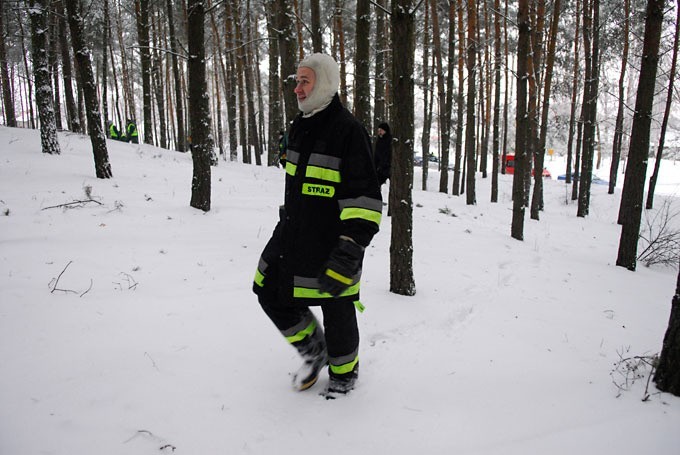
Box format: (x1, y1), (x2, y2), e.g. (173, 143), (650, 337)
(187, 0), (212, 211)
(389, 0), (416, 296)
(530, 0), (561, 219)
(654, 264), (680, 396)
(277, 0), (299, 126)
(310, 0), (322, 52)
(616, 0), (664, 271)
(609, 0), (630, 194)
(491, 0), (501, 202)
(511, 0), (530, 241)
(28, 0), (61, 155)
(354, 0), (371, 129)
(166, 0), (185, 151)
(465, 0), (477, 206)
(266, 0), (282, 166)
(0, 0), (16, 127)
(64, 0), (112, 178)
(452, 0), (465, 196)
(135, 0), (153, 145)
(646, 2), (679, 210)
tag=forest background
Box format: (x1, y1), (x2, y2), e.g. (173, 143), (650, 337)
(2, 0), (680, 396)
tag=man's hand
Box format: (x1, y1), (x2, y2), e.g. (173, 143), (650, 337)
(318, 236), (364, 297)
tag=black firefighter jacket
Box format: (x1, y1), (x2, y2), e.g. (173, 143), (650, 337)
(254, 95), (382, 306)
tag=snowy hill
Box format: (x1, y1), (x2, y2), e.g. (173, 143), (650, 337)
(1, 125), (679, 454)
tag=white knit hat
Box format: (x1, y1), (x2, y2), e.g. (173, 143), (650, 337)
(297, 53), (340, 116)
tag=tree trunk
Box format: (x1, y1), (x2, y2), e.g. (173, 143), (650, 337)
(277, 0), (298, 126)
(310, 0), (322, 53)
(616, 0), (664, 271)
(609, 0), (630, 194)
(0, 0), (16, 127)
(101, 0), (109, 133)
(223, 0), (238, 161)
(16, 12), (35, 129)
(28, 0), (61, 155)
(135, 0), (152, 145)
(166, 0), (185, 152)
(431, 0), (450, 194)
(452, 0), (465, 196)
(334, 0), (348, 106)
(244, 0), (262, 165)
(389, 0), (416, 296)
(187, 0), (212, 211)
(420, 0), (431, 191)
(465, 0), (477, 206)
(151, 13), (167, 149)
(266, 0), (283, 166)
(654, 264), (680, 397)
(57, 0), (80, 133)
(578, 0), (600, 218)
(565, 0), (581, 186)
(531, 0), (561, 219)
(491, 0), (501, 203)
(373, 0), (388, 128)
(354, 0), (371, 129)
(511, 0), (530, 241)
(646, 3), (679, 210)
(64, 0), (112, 178)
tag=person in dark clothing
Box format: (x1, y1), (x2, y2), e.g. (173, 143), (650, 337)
(253, 53), (382, 398)
(374, 122), (392, 185)
(125, 119), (139, 144)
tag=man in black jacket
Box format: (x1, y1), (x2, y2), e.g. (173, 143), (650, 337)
(253, 53), (382, 397)
(374, 122), (392, 185)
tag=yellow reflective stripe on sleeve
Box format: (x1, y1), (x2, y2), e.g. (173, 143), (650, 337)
(325, 268), (353, 285)
(354, 301), (365, 313)
(340, 207), (382, 225)
(285, 320), (317, 343)
(306, 165), (341, 183)
(285, 161), (297, 176)
(329, 356), (359, 375)
(254, 269), (265, 287)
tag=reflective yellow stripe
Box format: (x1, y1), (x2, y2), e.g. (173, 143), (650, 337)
(330, 356), (359, 375)
(254, 269), (265, 287)
(325, 268), (353, 285)
(286, 161), (297, 176)
(340, 207), (382, 225)
(294, 282), (360, 299)
(354, 301), (365, 313)
(285, 320), (317, 343)
(306, 165), (341, 183)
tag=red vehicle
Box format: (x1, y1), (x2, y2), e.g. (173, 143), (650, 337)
(504, 154), (551, 178)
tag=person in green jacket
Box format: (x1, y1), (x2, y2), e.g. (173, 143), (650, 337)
(126, 119), (139, 144)
(107, 121), (124, 141)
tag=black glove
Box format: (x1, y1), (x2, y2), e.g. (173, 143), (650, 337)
(318, 236), (365, 297)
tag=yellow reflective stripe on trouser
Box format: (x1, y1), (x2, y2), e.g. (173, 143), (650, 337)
(294, 281), (361, 299)
(283, 318), (317, 344)
(329, 354), (359, 375)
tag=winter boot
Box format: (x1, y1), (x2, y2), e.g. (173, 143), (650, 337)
(291, 325), (328, 391)
(324, 363), (359, 399)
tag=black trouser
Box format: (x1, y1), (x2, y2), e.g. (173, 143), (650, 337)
(258, 296), (359, 375)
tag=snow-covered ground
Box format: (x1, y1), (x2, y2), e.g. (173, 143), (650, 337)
(1, 125), (679, 454)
